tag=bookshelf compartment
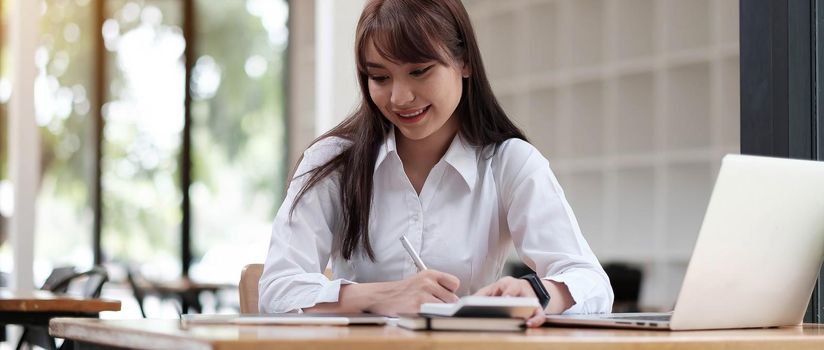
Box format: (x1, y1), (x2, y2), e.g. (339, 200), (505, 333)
(716, 0), (739, 45)
(665, 162), (712, 254)
(464, 0), (739, 310)
(527, 87), (560, 159)
(562, 0), (605, 69)
(720, 57), (740, 149)
(526, 1), (559, 73)
(666, 63), (711, 150)
(564, 171), (605, 252)
(610, 0), (655, 61)
(568, 81), (605, 157)
(613, 167), (655, 255)
(479, 11), (517, 80)
(613, 72), (655, 154)
(664, 0), (710, 52)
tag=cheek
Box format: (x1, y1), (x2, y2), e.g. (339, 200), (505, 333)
(431, 76), (463, 111)
(368, 84), (389, 105)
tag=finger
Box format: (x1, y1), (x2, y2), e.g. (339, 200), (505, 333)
(501, 283), (525, 297)
(525, 308), (547, 328)
(488, 282), (504, 296)
(474, 285), (493, 296)
(422, 294), (443, 305)
(434, 272), (461, 293)
(431, 288), (460, 304)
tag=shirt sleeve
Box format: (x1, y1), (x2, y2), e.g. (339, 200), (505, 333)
(496, 140), (614, 314)
(258, 138), (356, 313)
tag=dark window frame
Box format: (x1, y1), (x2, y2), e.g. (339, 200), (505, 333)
(90, 0), (196, 274)
(740, 0), (823, 323)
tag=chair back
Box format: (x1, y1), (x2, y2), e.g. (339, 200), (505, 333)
(41, 266), (77, 293)
(239, 264), (263, 314)
(126, 268), (149, 317)
(81, 266), (109, 298)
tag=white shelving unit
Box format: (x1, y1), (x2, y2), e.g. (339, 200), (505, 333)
(464, 0), (740, 309)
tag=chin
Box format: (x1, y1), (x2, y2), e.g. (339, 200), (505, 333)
(396, 127), (432, 141)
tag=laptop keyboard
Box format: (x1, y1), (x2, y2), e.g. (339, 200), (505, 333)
(604, 315), (672, 322)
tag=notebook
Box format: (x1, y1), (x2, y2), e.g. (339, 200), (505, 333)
(397, 314), (525, 332)
(546, 154), (824, 330)
(420, 296), (539, 318)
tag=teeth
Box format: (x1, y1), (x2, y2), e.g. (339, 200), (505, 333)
(399, 107), (427, 118)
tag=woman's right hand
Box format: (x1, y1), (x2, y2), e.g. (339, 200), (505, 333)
(366, 269), (461, 316)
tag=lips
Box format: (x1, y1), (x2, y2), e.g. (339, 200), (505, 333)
(393, 105), (430, 124)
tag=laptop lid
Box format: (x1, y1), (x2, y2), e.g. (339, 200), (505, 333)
(668, 154), (824, 330)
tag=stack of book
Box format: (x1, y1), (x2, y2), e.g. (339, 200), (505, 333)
(397, 296), (540, 332)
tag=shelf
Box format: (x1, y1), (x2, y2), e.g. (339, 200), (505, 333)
(549, 148), (725, 173)
(488, 45), (739, 94)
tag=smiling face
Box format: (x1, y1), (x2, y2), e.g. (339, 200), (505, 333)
(364, 40), (467, 142)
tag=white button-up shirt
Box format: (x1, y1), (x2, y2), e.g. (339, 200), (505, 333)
(260, 130), (613, 314)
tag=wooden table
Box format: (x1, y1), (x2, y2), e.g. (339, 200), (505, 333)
(49, 317), (824, 350)
(134, 277), (235, 314)
(1, 289), (121, 349)
(0, 289), (121, 324)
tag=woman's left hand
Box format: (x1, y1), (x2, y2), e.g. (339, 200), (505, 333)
(473, 276), (546, 328)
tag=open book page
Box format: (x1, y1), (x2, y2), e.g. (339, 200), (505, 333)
(420, 296), (539, 318)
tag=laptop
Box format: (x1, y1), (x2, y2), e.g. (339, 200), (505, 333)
(546, 154), (824, 330)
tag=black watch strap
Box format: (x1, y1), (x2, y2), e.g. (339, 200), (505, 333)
(520, 273), (551, 309)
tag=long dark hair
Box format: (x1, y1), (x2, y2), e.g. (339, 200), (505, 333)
(290, 0), (527, 261)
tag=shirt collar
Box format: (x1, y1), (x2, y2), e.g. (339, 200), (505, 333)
(374, 127), (478, 191)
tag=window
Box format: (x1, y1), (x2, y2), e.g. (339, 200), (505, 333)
(102, 0), (184, 280)
(0, 0), (288, 291)
(33, 0), (96, 283)
(0, 0), (10, 278)
(188, 0), (288, 284)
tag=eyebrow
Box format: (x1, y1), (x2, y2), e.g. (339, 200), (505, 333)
(365, 62), (385, 69)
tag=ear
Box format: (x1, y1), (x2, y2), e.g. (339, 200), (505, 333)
(461, 61), (471, 78)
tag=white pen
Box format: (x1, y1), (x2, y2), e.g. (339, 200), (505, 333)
(400, 235), (428, 271)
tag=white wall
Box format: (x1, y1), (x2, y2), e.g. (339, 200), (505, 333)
(315, 0), (365, 135)
(287, 0), (317, 167)
(8, 0), (41, 293)
(288, 0), (365, 168)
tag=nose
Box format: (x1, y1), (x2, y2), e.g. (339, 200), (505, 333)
(390, 80), (415, 107)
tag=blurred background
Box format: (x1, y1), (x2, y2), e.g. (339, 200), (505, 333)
(0, 0), (739, 327)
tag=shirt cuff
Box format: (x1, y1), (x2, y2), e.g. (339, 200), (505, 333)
(312, 278), (357, 305)
(544, 269), (609, 315)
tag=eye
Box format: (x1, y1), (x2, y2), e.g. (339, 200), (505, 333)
(410, 65), (434, 77)
(369, 75), (389, 83)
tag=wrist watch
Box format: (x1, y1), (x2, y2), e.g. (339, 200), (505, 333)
(520, 273), (551, 309)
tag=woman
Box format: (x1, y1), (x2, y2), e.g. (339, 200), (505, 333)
(260, 0), (613, 327)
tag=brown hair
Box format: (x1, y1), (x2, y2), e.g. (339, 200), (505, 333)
(290, 0), (527, 261)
